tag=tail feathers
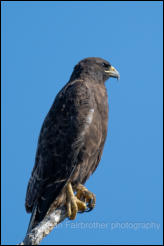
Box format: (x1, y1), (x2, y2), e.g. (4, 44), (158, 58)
(26, 204), (37, 235)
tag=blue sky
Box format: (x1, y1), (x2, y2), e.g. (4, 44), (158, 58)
(1, 1), (163, 245)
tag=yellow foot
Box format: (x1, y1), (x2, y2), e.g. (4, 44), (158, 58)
(76, 184), (96, 211)
(66, 182), (87, 220)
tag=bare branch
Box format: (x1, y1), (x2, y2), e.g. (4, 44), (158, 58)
(18, 206), (67, 245)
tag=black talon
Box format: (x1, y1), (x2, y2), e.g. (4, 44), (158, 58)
(86, 207), (93, 212)
(78, 206), (93, 213)
(87, 196), (96, 210)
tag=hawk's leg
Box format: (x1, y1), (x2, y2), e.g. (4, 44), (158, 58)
(75, 184), (96, 211)
(66, 182), (87, 220)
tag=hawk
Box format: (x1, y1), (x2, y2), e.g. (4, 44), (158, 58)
(25, 57), (120, 232)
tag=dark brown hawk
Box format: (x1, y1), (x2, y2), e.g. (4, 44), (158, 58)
(25, 57), (119, 232)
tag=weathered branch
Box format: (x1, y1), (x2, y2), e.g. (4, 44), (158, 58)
(19, 206), (67, 245)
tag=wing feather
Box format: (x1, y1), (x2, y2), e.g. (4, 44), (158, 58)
(25, 80), (94, 224)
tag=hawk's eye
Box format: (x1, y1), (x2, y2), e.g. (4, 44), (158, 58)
(102, 63), (109, 68)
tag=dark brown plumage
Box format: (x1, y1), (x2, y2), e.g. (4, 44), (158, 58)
(25, 57), (119, 231)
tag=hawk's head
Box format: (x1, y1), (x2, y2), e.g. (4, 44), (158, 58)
(70, 57), (120, 83)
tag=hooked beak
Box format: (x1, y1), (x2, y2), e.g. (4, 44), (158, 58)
(105, 66), (120, 80)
